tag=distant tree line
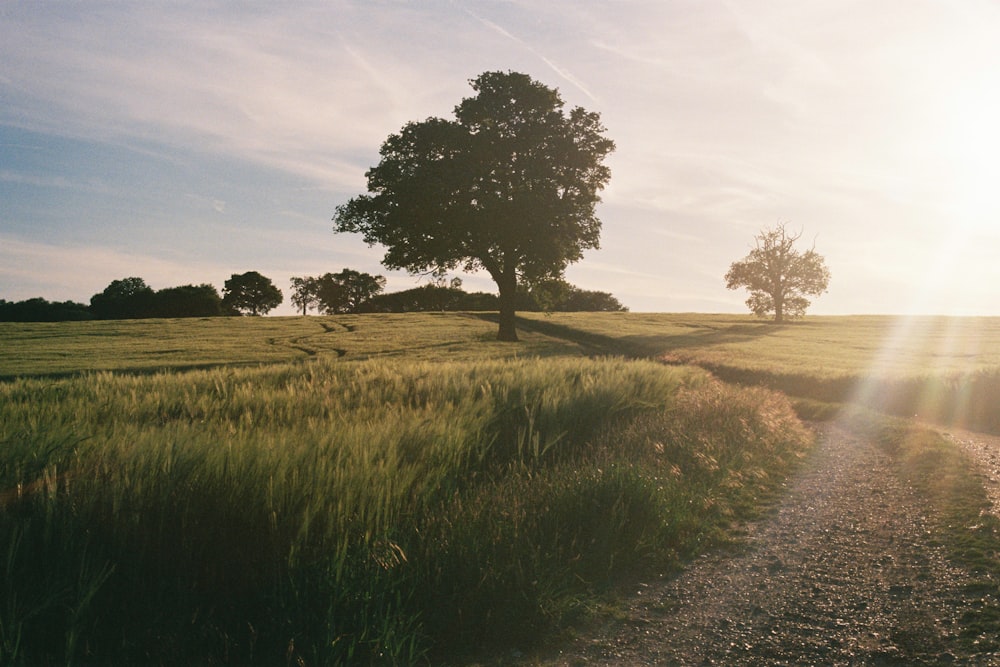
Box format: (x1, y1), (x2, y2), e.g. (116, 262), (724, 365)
(1, 269), (626, 322)
(0, 272), (284, 322)
(88, 278), (225, 320)
(0, 298), (94, 322)
(290, 268), (626, 315)
(85, 273), (285, 320)
(289, 269), (388, 315)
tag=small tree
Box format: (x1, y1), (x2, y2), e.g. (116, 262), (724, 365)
(334, 70), (615, 341)
(222, 271), (283, 316)
(725, 224), (830, 323)
(290, 276), (321, 315)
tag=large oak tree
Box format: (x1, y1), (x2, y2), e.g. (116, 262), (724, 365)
(725, 224), (831, 323)
(333, 71), (615, 341)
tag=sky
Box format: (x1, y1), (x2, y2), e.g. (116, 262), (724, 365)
(3, 0), (1000, 316)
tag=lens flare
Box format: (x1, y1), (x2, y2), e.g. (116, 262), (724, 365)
(846, 316), (988, 426)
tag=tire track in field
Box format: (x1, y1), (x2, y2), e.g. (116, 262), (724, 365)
(267, 320), (347, 359)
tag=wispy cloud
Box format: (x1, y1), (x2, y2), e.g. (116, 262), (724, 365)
(0, 4), (464, 188)
(0, 169), (114, 194)
(453, 2), (599, 102)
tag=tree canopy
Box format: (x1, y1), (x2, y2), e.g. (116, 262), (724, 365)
(0, 298), (93, 322)
(88, 278), (226, 319)
(222, 271), (283, 316)
(333, 70), (615, 341)
(314, 269), (386, 314)
(152, 284), (223, 318)
(725, 224), (831, 323)
(289, 276), (321, 316)
(523, 278), (628, 313)
(89, 277), (156, 319)
(356, 278), (627, 314)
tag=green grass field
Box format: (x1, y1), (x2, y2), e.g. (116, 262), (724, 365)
(2, 312), (999, 663)
(515, 313), (1000, 432)
(0, 313), (584, 379)
(9, 312), (1000, 381)
(514, 312), (1000, 375)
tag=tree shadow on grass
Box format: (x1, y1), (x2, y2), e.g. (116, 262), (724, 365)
(484, 314), (784, 359)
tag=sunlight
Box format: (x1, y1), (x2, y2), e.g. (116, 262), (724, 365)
(886, 66), (1000, 317)
(845, 315), (989, 427)
(937, 71), (1000, 237)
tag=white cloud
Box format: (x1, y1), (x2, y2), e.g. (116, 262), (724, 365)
(0, 235), (229, 301)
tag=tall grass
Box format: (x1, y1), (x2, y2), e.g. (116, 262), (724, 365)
(0, 356), (811, 664)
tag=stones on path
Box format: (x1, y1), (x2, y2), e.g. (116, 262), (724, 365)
(546, 425), (1000, 666)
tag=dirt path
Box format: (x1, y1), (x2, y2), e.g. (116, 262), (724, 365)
(541, 424), (1000, 666)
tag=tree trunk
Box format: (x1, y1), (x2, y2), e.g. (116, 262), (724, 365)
(496, 271), (519, 342)
(774, 294), (784, 324)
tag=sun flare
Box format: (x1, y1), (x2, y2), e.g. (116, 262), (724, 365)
(889, 67), (1000, 316)
(938, 72), (1000, 236)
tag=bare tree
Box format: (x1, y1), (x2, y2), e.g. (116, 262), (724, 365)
(725, 224), (830, 323)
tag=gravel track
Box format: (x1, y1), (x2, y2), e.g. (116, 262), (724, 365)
(543, 423), (1000, 666)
